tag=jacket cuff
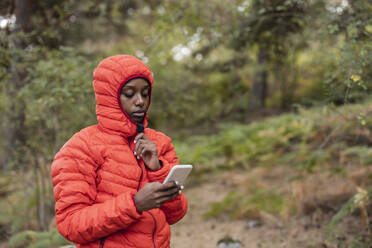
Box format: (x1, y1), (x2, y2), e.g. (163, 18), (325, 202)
(131, 194), (142, 215)
(147, 160), (163, 172)
(116, 193), (143, 220)
(147, 158), (171, 182)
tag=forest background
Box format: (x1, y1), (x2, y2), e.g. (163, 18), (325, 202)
(0, 0), (371, 247)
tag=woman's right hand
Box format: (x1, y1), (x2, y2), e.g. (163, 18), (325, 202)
(134, 182), (181, 212)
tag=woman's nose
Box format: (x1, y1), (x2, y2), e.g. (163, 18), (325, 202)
(135, 94), (144, 106)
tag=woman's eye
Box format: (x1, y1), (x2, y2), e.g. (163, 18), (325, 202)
(142, 91), (149, 97)
(123, 93), (133, 98)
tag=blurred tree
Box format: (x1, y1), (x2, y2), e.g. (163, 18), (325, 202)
(227, 0), (308, 108)
(1, 0), (151, 170)
(0, 0), (371, 244)
(323, 0), (372, 103)
(2, 0), (33, 170)
(135, 0), (311, 127)
(0, 0), (156, 232)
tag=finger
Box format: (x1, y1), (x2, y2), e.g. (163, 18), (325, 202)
(156, 183), (177, 193)
(134, 139), (144, 157)
(134, 139), (141, 152)
(160, 182), (179, 190)
(138, 144), (148, 158)
(157, 186), (179, 197)
(156, 193), (180, 206)
(170, 181), (183, 191)
(166, 181), (178, 187)
(139, 143), (153, 160)
(135, 133), (148, 143)
(134, 133), (145, 144)
(166, 189), (182, 201)
(140, 145), (156, 159)
(163, 185), (180, 195)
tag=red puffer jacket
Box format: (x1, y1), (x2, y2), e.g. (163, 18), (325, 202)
(51, 55), (188, 248)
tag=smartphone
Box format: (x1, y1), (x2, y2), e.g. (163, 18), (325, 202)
(163, 165), (193, 185)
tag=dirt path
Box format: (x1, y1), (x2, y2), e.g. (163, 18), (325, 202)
(170, 167), (368, 248)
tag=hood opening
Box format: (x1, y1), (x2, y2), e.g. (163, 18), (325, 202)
(93, 54), (154, 137)
(116, 74), (152, 126)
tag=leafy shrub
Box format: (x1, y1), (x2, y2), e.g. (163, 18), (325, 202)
(204, 185), (288, 220)
(8, 228), (71, 248)
(175, 99), (372, 173)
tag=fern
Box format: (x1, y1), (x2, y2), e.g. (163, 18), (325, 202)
(327, 187), (372, 231)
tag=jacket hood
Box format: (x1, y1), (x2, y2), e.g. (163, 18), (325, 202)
(93, 55), (153, 137)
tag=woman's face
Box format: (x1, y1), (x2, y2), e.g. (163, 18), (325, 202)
(120, 78), (150, 123)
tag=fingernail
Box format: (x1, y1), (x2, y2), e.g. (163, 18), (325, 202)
(134, 151), (137, 155)
(175, 181), (179, 185)
(180, 185), (184, 190)
(178, 190), (181, 194)
(134, 140), (136, 144)
(137, 156), (139, 159)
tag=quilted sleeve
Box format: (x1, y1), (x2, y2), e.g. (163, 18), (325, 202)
(51, 131), (142, 244)
(147, 139), (188, 225)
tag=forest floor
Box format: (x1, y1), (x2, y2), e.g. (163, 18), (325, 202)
(170, 164), (372, 248)
(1, 102), (371, 248)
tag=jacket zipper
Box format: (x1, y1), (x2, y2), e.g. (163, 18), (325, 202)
(98, 137), (150, 248)
(99, 238), (105, 248)
(136, 160), (144, 191)
(128, 137), (157, 248)
(148, 212), (157, 248)
(128, 138), (143, 191)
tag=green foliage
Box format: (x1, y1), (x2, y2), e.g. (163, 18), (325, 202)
(297, 149), (331, 172)
(326, 194), (360, 232)
(325, 236), (372, 248)
(0, 175), (43, 235)
(342, 146), (372, 166)
(0, 47), (97, 237)
(8, 228), (71, 248)
(0, 0), (371, 246)
(322, 0), (372, 104)
(204, 185), (287, 219)
(8, 231), (36, 248)
(203, 191), (242, 219)
(175, 99), (372, 172)
(327, 187), (372, 231)
(19, 47), (97, 153)
(325, 187), (372, 248)
(346, 238), (372, 248)
(230, 0), (307, 50)
(177, 113), (312, 168)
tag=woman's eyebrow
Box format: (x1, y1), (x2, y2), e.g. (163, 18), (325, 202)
(123, 85), (135, 89)
(123, 85), (149, 90)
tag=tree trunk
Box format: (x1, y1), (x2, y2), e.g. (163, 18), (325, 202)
(249, 47), (268, 108)
(1, 0), (32, 169)
(280, 64), (287, 109)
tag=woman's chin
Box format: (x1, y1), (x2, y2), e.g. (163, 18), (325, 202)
(131, 116), (144, 123)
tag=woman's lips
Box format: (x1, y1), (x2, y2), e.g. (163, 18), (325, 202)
(132, 112), (145, 117)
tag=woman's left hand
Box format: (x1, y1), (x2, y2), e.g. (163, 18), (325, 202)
(134, 133), (161, 170)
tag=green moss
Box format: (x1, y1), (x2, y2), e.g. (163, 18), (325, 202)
(204, 185), (288, 220)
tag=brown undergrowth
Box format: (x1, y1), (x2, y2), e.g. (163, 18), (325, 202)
(172, 100), (372, 247)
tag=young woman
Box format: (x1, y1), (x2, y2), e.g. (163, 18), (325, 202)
(51, 55), (188, 248)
